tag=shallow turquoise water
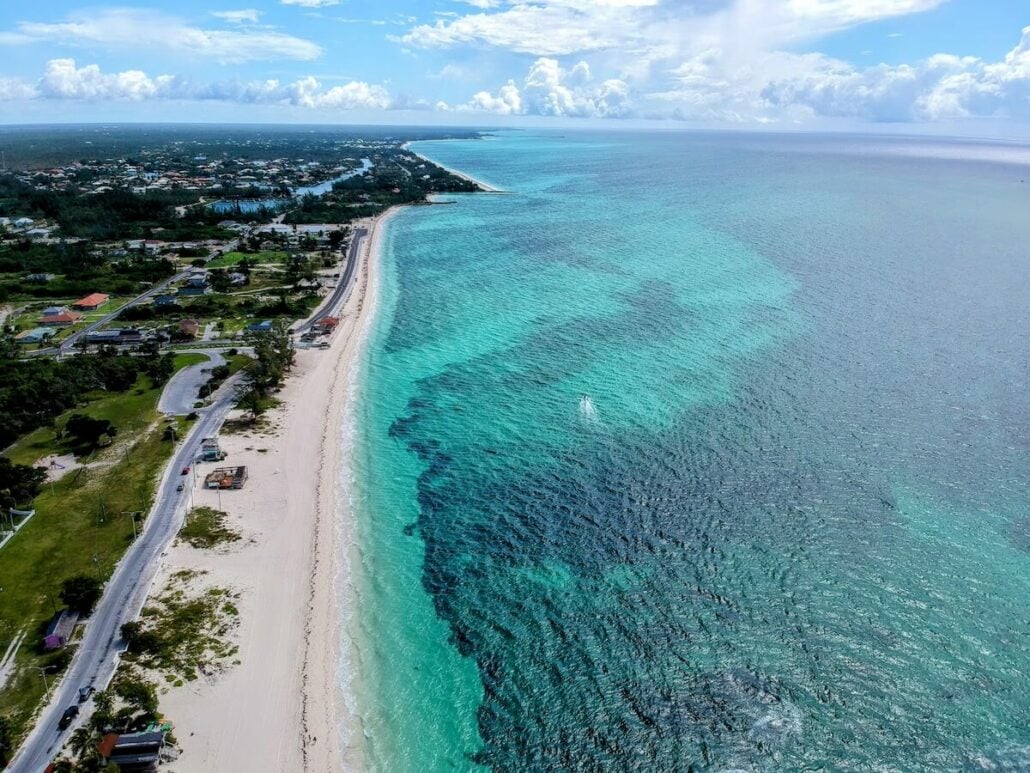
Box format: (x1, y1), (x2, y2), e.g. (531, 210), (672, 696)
(349, 131), (1030, 771)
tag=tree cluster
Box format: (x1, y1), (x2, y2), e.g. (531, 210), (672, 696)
(0, 353), (153, 447)
(237, 320), (294, 419)
(0, 456), (46, 510)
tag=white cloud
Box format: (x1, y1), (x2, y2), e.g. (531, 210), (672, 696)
(650, 26), (1030, 124)
(399, 0), (660, 56)
(7, 8), (322, 64)
(281, 0), (341, 7)
(211, 9), (262, 25)
(460, 57), (631, 117)
(0, 58), (393, 111)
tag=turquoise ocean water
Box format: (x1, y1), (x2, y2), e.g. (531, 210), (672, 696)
(348, 131), (1030, 771)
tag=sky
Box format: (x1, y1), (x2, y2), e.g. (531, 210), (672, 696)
(0, 1), (1028, 134)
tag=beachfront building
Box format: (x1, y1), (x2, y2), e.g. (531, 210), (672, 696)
(200, 437), (226, 462)
(97, 730), (168, 771)
(72, 293), (111, 311)
(204, 466), (248, 490)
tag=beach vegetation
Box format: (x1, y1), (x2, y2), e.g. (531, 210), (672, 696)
(120, 571), (240, 683)
(179, 507), (240, 549)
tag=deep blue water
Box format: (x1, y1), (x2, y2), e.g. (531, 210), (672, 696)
(350, 131), (1030, 771)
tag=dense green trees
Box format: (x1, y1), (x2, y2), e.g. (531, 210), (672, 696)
(237, 320), (294, 419)
(60, 575), (104, 615)
(0, 457), (46, 510)
(65, 414), (118, 450)
(0, 354), (153, 447)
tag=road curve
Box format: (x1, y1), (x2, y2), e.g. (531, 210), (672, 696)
(158, 350), (228, 416)
(8, 375), (242, 773)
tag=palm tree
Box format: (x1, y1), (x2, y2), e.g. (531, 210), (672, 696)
(69, 725), (99, 766)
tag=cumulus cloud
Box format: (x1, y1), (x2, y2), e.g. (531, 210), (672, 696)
(398, 0), (660, 56)
(460, 57), (631, 117)
(0, 58), (393, 111)
(648, 26), (1030, 124)
(6, 8), (321, 64)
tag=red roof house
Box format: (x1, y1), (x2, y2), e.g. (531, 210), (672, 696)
(72, 293), (111, 311)
(38, 310), (83, 327)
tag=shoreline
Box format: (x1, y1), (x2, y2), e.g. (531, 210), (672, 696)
(403, 140), (505, 193)
(147, 209), (394, 771)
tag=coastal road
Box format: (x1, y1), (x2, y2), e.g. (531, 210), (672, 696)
(295, 226), (368, 335)
(8, 375), (242, 773)
(27, 269), (190, 358)
(158, 349), (227, 415)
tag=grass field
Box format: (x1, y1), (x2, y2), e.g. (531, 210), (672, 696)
(0, 366), (196, 743)
(206, 250), (286, 269)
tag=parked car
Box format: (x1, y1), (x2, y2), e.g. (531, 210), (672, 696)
(176, 483), (185, 492)
(78, 686), (95, 703)
(58, 705), (79, 729)
(181, 466), (190, 475)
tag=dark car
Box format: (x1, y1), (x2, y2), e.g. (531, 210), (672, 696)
(57, 705), (79, 730)
(181, 466), (190, 475)
(78, 686), (95, 703)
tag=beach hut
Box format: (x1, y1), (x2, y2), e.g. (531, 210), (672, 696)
(42, 609), (79, 651)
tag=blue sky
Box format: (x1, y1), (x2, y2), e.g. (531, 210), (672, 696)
(0, 1), (1028, 133)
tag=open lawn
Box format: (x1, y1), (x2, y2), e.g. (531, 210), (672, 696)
(0, 366), (195, 743)
(206, 251), (286, 269)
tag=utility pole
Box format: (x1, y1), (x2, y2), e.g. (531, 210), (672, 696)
(122, 511), (141, 540)
(34, 666), (54, 700)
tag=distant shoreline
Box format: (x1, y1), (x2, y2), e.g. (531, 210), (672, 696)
(403, 140), (505, 193)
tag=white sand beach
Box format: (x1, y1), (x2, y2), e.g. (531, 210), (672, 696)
(147, 212), (393, 772)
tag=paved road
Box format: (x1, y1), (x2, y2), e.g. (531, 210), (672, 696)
(295, 226), (368, 335)
(8, 376), (242, 773)
(158, 350), (227, 416)
(27, 270), (190, 358)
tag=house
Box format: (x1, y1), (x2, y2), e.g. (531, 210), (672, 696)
(42, 609), (79, 651)
(85, 328), (144, 346)
(38, 307), (83, 327)
(247, 320), (273, 334)
(25, 273), (55, 283)
(13, 217), (34, 229)
(178, 319), (200, 339)
(178, 270), (210, 296)
(25, 228), (52, 240)
(228, 272), (247, 286)
(15, 327), (53, 345)
(72, 293), (111, 311)
(144, 240), (163, 255)
(97, 730), (167, 771)
(153, 294), (178, 307)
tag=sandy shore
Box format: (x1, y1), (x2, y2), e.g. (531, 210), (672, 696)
(150, 212), (392, 772)
(403, 140), (504, 193)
